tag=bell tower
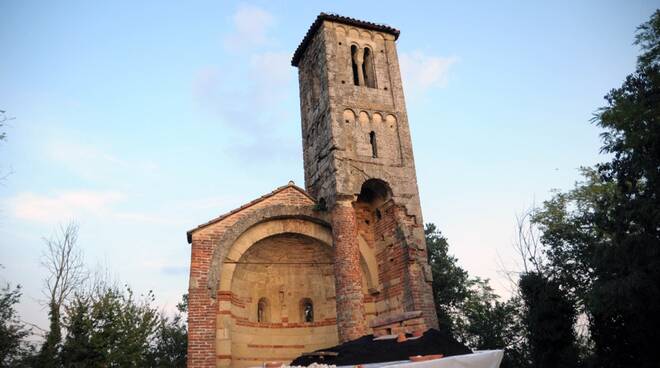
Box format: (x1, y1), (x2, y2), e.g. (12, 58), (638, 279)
(293, 14), (438, 341)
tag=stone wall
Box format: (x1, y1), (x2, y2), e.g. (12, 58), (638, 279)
(188, 14), (443, 368)
(296, 19), (439, 330)
(187, 185), (324, 368)
(228, 233), (338, 367)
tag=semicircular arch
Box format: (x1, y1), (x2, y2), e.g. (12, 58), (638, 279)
(219, 218), (333, 291)
(206, 204), (331, 297)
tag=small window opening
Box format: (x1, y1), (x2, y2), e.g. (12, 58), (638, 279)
(369, 131), (378, 158)
(257, 298), (269, 323)
(376, 209), (382, 220)
(351, 45), (360, 86)
(301, 298), (314, 323)
(363, 47), (376, 88)
(316, 197), (327, 211)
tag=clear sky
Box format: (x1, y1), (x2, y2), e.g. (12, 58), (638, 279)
(1, 1), (657, 329)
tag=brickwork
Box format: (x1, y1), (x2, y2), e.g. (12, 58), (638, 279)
(187, 14), (442, 368)
(187, 185), (329, 368)
(331, 200), (367, 342)
(295, 15), (439, 331)
(228, 233), (338, 367)
(372, 315), (427, 337)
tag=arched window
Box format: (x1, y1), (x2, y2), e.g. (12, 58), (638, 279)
(351, 45), (360, 86)
(300, 298), (314, 323)
(369, 131), (378, 158)
(362, 47), (376, 88)
(257, 297), (269, 323)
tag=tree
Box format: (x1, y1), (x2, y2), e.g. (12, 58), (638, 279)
(425, 224), (470, 332)
(0, 110), (11, 142)
(91, 286), (159, 366)
(0, 110), (13, 181)
(533, 10), (660, 367)
(59, 295), (101, 367)
(147, 294), (188, 367)
(519, 273), (579, 368)
(0, 283), (35, 367)
(38, 222), (87, 367)
(425, 224), (528, 368)
(60, 282), (190, 367)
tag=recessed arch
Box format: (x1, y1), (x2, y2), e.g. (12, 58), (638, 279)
(358, 110), (370, 124)
(219, 218), (333, 291)
(257, 297), (270, 323)
(357, 178), (393, 205)
(360, 30), (373, 40)
(358, 235), (379, 290)
(343, 109), (356, 124)
(206, 205), (332, 297)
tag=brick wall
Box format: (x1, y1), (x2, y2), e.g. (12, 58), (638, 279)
(188, 185), (319, 368)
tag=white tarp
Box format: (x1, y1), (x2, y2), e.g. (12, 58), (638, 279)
(339, 350), (504, 368)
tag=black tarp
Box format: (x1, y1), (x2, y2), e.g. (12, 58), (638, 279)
(290, 329), (472, 366)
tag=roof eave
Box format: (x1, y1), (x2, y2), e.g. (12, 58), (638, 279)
(186, 182), (316, 244)
(291, 12), (400, 67)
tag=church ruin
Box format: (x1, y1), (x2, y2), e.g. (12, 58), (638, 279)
(187, 13), (439, 368)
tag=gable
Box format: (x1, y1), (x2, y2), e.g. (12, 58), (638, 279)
(186, 182), (316, 243)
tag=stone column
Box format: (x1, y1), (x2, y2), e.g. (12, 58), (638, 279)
(331, 199), (367, 342)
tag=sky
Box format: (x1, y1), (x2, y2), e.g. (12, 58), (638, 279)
(1, 1), (657, 330)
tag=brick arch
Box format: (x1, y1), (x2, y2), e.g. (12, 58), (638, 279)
(206, 205), (332, 298)
(218, 218), (334, 291)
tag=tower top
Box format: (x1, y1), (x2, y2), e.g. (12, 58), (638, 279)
(291, 12), (400, 66)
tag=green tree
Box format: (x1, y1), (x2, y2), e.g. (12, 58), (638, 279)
(425, 224), (470, 332)
(519, 272), (579, 368)
(425, 224), (528, 368)
(534, 10), (660, 367)
(60, 295), (101, 367)
(147, 294), (188, 367)
(60, 285), (188, 367)
(0, 283), (35, 367)
(89, 285), (159, 366)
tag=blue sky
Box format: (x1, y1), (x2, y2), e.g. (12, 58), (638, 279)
(1, 1), (656, 329)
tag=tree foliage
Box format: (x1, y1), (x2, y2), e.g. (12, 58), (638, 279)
(425, 224), (470, 332)
(0, 284), (35, 367)
(147, 295), (188, 367)
(533, 10), (660, 367)
(425, 224), (528, 368)
(59, 285), (187, 368)
(518, 273), (579, 368)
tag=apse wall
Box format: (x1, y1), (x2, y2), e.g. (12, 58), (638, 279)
(228, 233), (338, 367)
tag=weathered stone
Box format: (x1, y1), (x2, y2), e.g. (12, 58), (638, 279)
(187, 13), (439, 368)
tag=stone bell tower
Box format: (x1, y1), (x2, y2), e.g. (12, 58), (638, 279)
(292, 14), (439, 342)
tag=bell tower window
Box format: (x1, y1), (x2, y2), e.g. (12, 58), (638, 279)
(363, 47), (376, 88)
(351, 45), (360, 86)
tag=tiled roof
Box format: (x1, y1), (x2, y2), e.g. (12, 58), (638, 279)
(186, 181), (315, 243)
(291, 12), (400, 67)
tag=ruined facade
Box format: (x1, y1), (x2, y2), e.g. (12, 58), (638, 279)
(187, 13), (438, 368)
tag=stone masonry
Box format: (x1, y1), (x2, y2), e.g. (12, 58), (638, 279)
(187, 13), (439, 368)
